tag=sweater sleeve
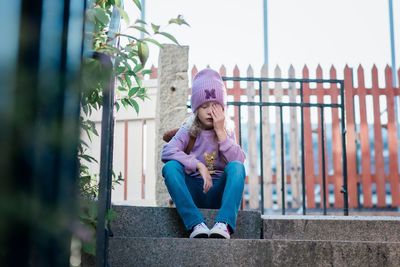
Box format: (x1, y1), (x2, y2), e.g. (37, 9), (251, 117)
(161, 127), (200, 173)
(218, 131), (246, 163)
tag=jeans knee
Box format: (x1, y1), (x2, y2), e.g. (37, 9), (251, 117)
(162, 160), (184, 178)
(225, 161), (246, 178)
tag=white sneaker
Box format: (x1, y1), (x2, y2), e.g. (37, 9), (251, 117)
(189, 222), (210, 238)
(209, 222), (231, 239)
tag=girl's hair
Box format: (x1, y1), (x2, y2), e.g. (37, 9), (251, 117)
(182, 110), (235, 138)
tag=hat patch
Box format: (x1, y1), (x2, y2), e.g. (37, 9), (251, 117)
(205, 89), (216, 99)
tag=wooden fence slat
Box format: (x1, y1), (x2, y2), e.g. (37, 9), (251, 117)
(145, 120), (156, 203)
(344, 66), (358, 208)
(124, 121), (129, 200)
(288, 65), (301, 208)
(302, 65), (316, 208)
(385, 66), (400, 206)
(233, 65), (241, 146)
(141, 120), (145, 199)
(261, 64), (273, 209)
(357, 65), (373, 207)
(150, 65), (158, 79)
(127, 120), (143, 201)
(247, 65), (259, 209)
(371, 65), (386, 207)
(330, 66), (344, 208)
(191, 65), (198, 81)
(113, 122), (127, 202)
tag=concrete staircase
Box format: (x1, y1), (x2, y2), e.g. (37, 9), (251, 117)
(84, 206), (400, 266)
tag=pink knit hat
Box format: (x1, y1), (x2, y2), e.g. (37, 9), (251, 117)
(191, 68), (227, 112)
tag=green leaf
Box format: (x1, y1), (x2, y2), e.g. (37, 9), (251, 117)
(85, 129), (92, 142)
(138, 42), (149, 66)
(129, 25), (149, 35)
(143, 38), (163, 48)
(114, 0), (122, 7)
(157, 31), (180, 46)
(131, 57), (138, 65)
(86, 9), (96, 23)
(123, 60), (132, 71)
(130, 99), (140, 113)
(137, 87), (148, 101)
(83, 242), (96, 256)
(94, 7), (109, 25)
(124, 45), (133, 53)
(169, 15), (190, 27)
(141, 69), (152, 75)
(126, 76), (132, 88)
(151, 23), (160, 33)
(135, 19), (147, 25)
(133, 63), (143, 73)
(116, 6), (130, 25)
(115, 101), (120, 111)
(80, 175), (91, 183)
(132, 0), (142, 11)
(82, 104), (89, 115)
(117, 77), (124, 85)
(80, 154), (98, 163)
(117, 33), (139, 41)
(106, 209), (118, 222)
(92, 126), (99, 136)
(116, 66), (126, 74)
(129, 72), (142, 87)
(128, 87), (140, 97)
(80, 139), (89, 148)
(121, 98), (130, 108)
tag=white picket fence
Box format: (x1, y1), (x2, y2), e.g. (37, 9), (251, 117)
(83, 79), (158, 206)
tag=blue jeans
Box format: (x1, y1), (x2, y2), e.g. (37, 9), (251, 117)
(162, 160), (246, 233)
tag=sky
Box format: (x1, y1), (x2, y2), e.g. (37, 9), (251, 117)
(124, 0), (400, 83)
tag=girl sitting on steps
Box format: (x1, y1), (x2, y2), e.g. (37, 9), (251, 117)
(161, 68), (246, 239)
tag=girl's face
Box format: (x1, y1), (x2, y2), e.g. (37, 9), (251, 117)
(197, 101), (223, 129)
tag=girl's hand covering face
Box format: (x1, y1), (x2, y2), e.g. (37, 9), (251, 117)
(210, 104), (225, 132)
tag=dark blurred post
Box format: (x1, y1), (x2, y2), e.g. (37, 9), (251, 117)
(0, 0), (85, 266)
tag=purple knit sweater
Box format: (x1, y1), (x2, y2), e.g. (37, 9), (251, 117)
(161, 127), (245, 177)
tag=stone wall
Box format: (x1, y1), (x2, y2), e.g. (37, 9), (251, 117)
(155, 44), (189, 206)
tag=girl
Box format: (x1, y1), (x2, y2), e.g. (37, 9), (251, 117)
(161, 68), (246, 239)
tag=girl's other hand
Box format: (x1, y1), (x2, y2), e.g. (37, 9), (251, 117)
(197, 162), (213, 193)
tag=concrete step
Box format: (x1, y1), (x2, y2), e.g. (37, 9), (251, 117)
(108, 237), (400, 267)
(111, 205), (262, 239)
(263, 215), (400, 242)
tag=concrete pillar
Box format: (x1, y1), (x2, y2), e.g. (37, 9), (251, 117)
(155, 44), (189, 206)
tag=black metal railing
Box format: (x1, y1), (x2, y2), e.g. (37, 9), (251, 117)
(93, 52), (115, 267)
(87, 2), (122, 267)
(222, 76), (349, 216)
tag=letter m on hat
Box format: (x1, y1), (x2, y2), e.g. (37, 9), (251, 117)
(205, 89), (216, 99)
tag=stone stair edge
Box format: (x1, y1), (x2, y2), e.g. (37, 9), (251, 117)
(262, 215), (400, 221)
(112, 205), (399, 220)
(111, 236), (400, 244)
(112, 204), (262, 214)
